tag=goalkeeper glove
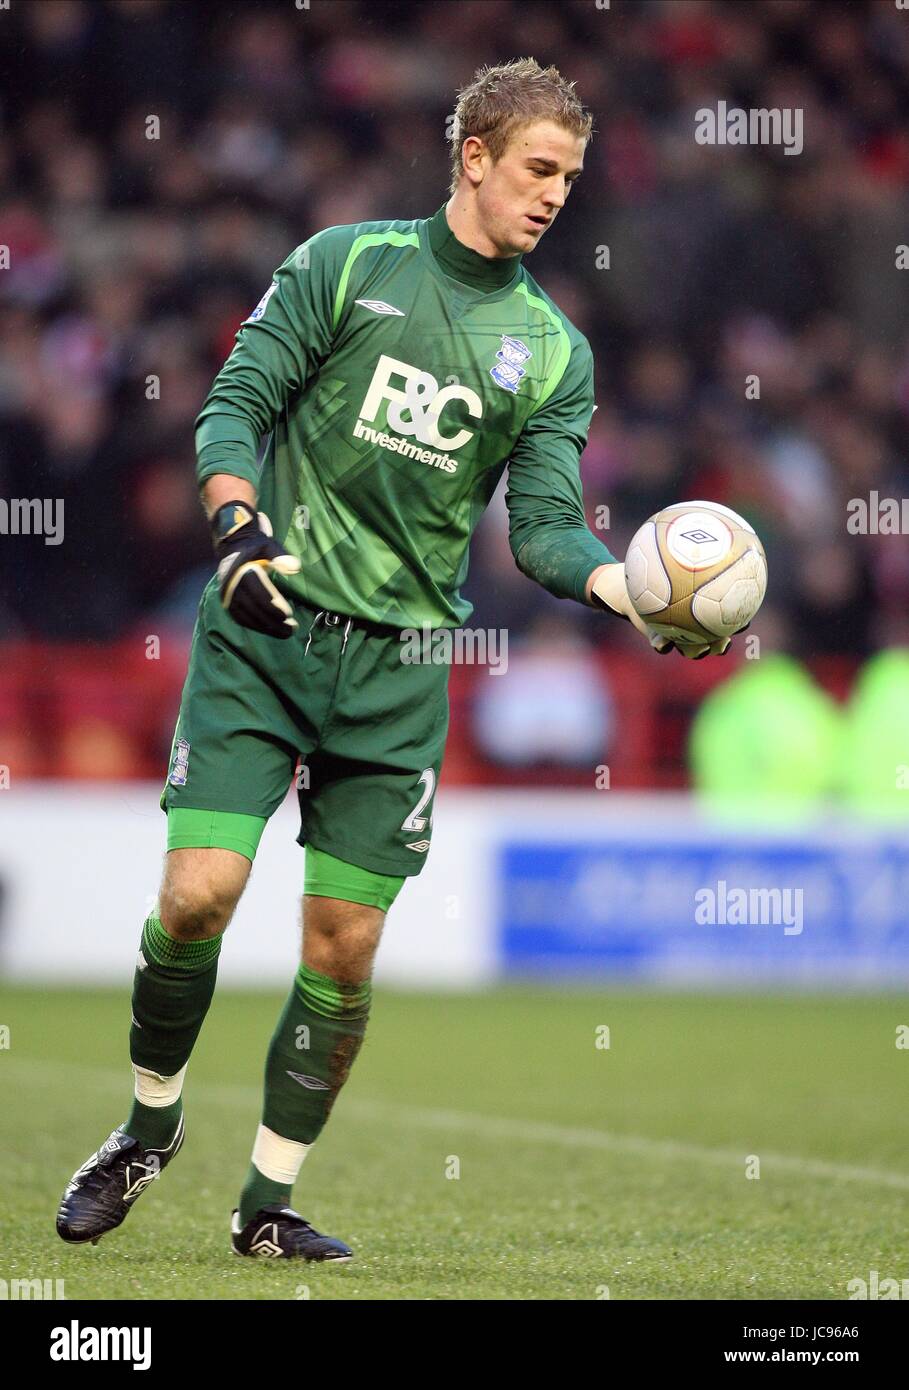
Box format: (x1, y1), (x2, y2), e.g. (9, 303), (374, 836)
(590, 562), (731, 659)
(211, 501), (301, 638)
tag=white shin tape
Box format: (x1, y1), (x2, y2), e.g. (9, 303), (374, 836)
(251, 1123), (312, 1185)
(132, 1062), (188, 1108)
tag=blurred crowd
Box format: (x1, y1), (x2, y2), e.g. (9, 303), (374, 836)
(1, 0), (909, 773)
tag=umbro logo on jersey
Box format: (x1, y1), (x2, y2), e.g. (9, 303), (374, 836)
(355, 299), (406, 316)
(405, 839), (431, 853)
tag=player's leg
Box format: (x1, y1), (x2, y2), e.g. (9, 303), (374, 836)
(57, 580), (309, 1245)
(56, 822), (264, 1246)
(230, 614), (445, 1259)
(231, 850), (402, 1260)
(125, 839), (254, 1151)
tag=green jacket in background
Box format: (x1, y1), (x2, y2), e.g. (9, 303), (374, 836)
(841, 649), (909, 820)
(689, 653), (842, 822)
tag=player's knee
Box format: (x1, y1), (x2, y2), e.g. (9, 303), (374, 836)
(303, 896), (385, 979)
(307, 896), (383, 939)
(301, 850), (403, 978)
(158, 849), (249, 940)
(159, 890), (231, 941)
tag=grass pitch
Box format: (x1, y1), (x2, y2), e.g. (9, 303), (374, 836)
(1, 985), (907, 1300)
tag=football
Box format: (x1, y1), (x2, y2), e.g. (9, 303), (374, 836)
(624, 501), (768, 645)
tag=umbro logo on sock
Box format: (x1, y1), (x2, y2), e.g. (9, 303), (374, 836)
(286, 1071), (330, 1090)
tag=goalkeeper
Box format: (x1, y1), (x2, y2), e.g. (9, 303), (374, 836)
(57, 58), (732, 1261)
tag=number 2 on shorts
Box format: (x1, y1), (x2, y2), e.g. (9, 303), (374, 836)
(402, 768), (435, 832)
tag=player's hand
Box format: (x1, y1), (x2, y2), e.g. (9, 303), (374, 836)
(590, 562), (731, 659)
(211, 500), (301, 638)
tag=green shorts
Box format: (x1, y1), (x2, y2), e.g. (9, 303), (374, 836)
(162, 580), (449, 877)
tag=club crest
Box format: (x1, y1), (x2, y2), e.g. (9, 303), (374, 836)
(490, 335), (532, 394)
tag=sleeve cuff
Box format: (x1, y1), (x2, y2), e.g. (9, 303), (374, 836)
(572, 548), (616, 606)
(196, 455), (261, 490)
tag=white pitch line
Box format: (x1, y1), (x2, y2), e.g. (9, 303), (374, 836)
(7, 1057), (909, 1193)
(345, 1099), (909, 1192)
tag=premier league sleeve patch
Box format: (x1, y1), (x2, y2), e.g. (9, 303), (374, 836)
(244, 281), (278, 324)
(490, 335), (532, 393)
(168, 738), (191, 788)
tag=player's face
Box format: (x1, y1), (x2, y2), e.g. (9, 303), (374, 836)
(479, 119), (586, 256)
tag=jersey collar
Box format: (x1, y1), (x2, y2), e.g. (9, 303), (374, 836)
(426, 205), (523, 292)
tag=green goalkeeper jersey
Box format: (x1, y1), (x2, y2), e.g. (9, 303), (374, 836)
(195, 204), (614, 628)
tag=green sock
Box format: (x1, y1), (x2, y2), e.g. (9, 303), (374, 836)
(239, 1166), (293, 1226)
(238, 963), (371, 1225)
(125, 1096), (184, 1150)
(126, 914), (222, 1148)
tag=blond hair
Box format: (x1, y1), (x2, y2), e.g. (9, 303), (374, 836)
(448, 57), (593, 195)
